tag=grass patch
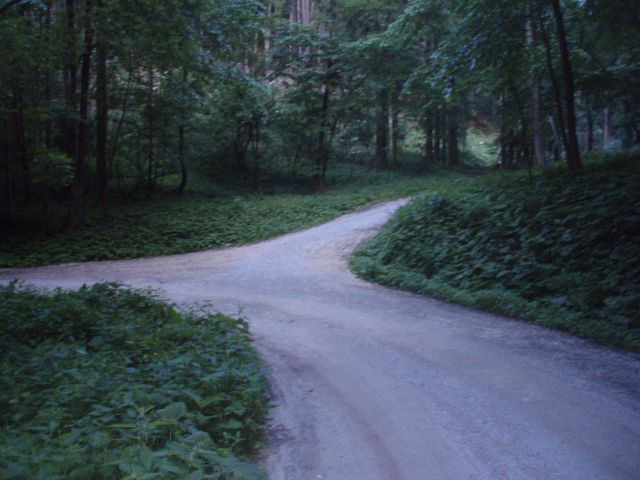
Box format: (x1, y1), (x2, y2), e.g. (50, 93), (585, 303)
(351, 153), (640, 351)
(0, 283), (268, 479)
(0, 167), (467, 268)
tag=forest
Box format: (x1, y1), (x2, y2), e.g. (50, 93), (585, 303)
(1, 0), (638, 223)
(1, 1), (640, 478)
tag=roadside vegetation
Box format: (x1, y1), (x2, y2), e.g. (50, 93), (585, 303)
(352, 153), (640, 352)
(0, 165), (466, 268)
(0, 283), (268, 479)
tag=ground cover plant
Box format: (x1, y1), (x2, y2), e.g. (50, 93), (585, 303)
(352, 153), (640, 351)
(0, 168), (464, 268)
(0, 283), (268, 479)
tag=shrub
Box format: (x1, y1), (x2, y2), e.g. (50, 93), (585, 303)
(0, 283), (268, 479)
(352, 153), (640, 351)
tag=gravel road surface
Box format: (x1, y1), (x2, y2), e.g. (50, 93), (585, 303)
(2, 199), (639, 479)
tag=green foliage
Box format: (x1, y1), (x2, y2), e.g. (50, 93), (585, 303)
(0, 283), (268, 479)
(0, 169), (460, 268)
(352, 153), (640, 351)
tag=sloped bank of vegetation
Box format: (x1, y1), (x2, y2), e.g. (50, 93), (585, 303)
(352, 154), (640, 351)
(0, 283), (268, 479)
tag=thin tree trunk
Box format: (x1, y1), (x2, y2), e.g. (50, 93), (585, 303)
(251, 124), (261, 192)
(109, 71), (132, 177)
(2, 119), (14, 220)
(96, 21), (108, 202)
(375, 88), (389, 170)
(434, 108), (442, 163)
(586, 108), (594, 152)
(424, 108), (434, 169)
(147, 66), (155, 192)
(528, 19), (545, 167)
(548, 116), (562, 162)
(45, 1), (53, 149)
(448, 107), (459, 166)
(603, 104), (611, 147)
(538, 11), (569, 161)
(12, 91), (31, 203)
(64, 0), (78, 169)
(314, 77), (330, 193)
(177, 70), (188, 194)
(70, 0), (93, 227)
(622, 99), (633, 149)
(551, 0), (582, 173)
(391, 98), (399, 167)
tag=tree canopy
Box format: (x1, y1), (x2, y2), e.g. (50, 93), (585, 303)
(1, 0), (638, 223)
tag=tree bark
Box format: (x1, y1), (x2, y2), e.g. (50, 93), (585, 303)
(586, 108), (594, 152)
(11, 91), (31, 203)
(424, 108), (434, 169)
(45, 1), (53, 149)
(69, 0), (93, 227)
(538, 11), (568, 161)
(528, 19), (546, 167)
(447, 107), (459, 166)
(434, 108), (442, 163)
(96, 21), (108, 202)
(548, 116), (562, 162)
(177, 69), (188, 194)
(2, 119), (14, 220)
(375, 88), (389, 170)
(603, 104), (611, 148)
(314, 77), (330, 193)
(147, 66), (155, 192)
(391, 97), (399, 168)
(64, 0), (78, 170)
(551, 0), (582, 173)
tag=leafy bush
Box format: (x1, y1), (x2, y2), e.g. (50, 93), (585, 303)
(0, 283), (268, 479)
(352, 153), (640, 351)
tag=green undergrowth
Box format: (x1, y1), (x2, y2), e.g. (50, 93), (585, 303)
(352, 153), (640, 351)
(0, 168), (466, 268)
(0, 283), (268, 479)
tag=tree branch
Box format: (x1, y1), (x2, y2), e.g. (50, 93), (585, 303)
(0, 0), (25, 16)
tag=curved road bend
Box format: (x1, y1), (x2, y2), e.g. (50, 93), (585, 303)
(1, 199), (639, 479)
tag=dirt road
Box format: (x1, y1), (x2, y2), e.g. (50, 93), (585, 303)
(2, 199), (639, 479)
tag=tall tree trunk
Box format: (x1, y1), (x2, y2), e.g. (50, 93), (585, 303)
(314, 70), (330, 193)
(375, 88), (389, 170)
(551, 0), (582, 173)
(45, 1), (53, 149)
(528, 19), (546, 167)
(12, 91), (31, 203)
(508, 79), (531, 167)
(447, 107), (459, 166)
(434, 108), (442, 164)
(64, 0), (78, 170)
(289, 0), (297, 22)
(177, 69), (188, 194)
(251, 124), (261, 192)
(177, 125), (187, 193)
(2, 119), (14, 220)
(603, 104), (611, 148)
(391, 97), (399, 168)
(96, 21), (108, 202)
(586, 108), (594, 152)
(424, 108), (434, 169)
(622, 99), (634, 149)
(147, 66), (155, 192)
(538, 11), (568, 161)
(70, 0), (94, 228)
(548, 116), (562, 162)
